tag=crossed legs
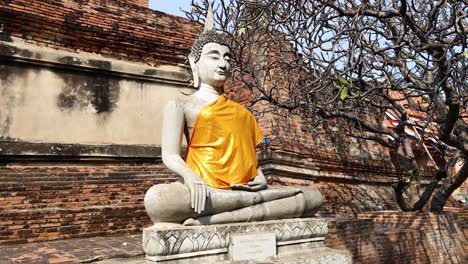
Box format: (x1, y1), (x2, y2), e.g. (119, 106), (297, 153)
(144, 182), (322, 225)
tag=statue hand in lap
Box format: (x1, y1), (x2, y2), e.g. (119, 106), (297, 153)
(230, 171), (267, 192)
(144, 5), (322, 225)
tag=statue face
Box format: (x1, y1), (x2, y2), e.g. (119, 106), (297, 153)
(195, 43), (232, 88)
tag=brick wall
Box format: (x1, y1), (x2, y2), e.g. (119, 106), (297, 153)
(444, 207), (468, 237)
(268, 175), (402, 215)
(0, 0), (465, 253)
(2, 161), (466, 264)
(134, 0), (149, 8)
(0, 161), (176, 245)
(317, 182), (400, 215)
(327, 211), (467, 263)
(0, 0), (199, 66)
(0, 162), (398, 244)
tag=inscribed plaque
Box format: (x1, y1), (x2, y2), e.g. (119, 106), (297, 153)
(229, 232), (276, 261)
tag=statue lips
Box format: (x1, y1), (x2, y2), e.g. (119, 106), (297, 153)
(215, 69), (228, 80)
(216, 70), (226, 75)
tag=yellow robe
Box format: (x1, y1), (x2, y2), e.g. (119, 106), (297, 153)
(185, 95), (263, 189)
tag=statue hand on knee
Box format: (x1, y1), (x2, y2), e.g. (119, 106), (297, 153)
(184, 174), (210, 214)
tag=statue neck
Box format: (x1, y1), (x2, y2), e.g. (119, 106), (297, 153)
(196, 83), (223, 103)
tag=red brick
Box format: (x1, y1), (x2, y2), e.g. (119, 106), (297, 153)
(0, 0), (199, 66)
(0, 162), (175, 245)
(326, 212), (467, 263)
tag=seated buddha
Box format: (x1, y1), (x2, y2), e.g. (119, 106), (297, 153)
(144, 6), (322, 226)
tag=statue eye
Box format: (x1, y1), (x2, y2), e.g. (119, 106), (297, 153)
(208, 55), (220, 60)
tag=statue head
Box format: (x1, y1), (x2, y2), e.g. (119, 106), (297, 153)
(189, 3), (232, 89)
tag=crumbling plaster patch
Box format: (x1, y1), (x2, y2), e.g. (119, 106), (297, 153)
(0, 38), (191, 146)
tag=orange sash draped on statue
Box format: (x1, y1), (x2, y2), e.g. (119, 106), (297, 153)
(185, 95), (263, 189)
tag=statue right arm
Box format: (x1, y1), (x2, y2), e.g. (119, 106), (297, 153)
(161, 100), (209, 214)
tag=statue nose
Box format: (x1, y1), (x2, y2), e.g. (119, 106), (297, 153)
(218, 58), (227, 68)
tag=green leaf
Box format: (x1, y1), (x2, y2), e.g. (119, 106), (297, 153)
(337, 75), (350, 85)
(340, 87), (348, 101)
(463, 51), (468, 58)
(238, 27), (246, 35)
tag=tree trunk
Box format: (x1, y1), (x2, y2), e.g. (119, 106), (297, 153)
(411, 173), (443, 211)
(393, 140), (423, 211)
(430, 160), (467, 212)
(394, 180), (413, 212)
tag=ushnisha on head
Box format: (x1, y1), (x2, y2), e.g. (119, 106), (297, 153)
(189, 3), (232, 89)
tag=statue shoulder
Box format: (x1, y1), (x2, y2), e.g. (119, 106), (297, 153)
(164, 96), (204, 125)
(163, 98), (181, 112)
(164, 96), (193, 112)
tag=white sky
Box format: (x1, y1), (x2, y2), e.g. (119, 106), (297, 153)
(148, 0), (191, 17)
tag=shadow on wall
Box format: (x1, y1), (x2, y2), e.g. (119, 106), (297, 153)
(269, 177), (399, 216)
(318, 182), (398, 216)
(268, 113), (396, 172)
(326, 211), (467, 263)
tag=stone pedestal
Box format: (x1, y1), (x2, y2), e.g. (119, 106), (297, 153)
(143, 218), (351, 263)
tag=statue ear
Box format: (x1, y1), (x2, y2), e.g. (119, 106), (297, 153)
(189, 54), (199, 88)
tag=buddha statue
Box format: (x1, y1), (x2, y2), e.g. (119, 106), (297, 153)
(144, 4), (322, 226)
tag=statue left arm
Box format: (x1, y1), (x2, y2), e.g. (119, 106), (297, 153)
(230, 168), (267, 192)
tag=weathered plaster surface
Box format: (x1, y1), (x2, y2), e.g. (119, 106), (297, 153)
(0, 38), (192, 150)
